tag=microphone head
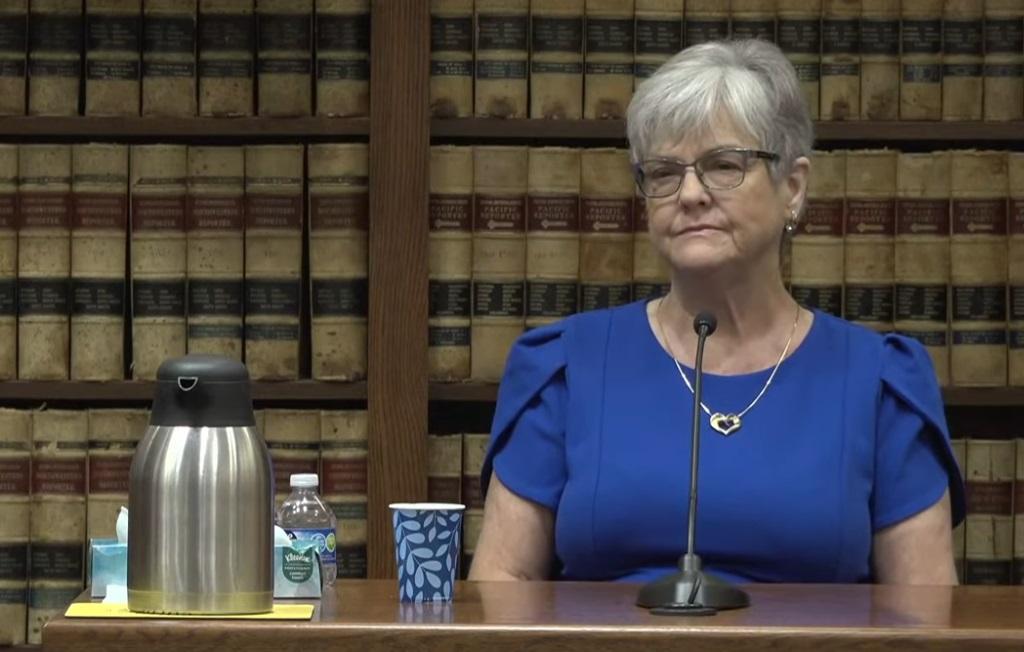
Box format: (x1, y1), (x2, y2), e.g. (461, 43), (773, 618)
(693, 312), (717, 336)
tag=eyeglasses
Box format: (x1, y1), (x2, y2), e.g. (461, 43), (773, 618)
(633, 148), (780, 197)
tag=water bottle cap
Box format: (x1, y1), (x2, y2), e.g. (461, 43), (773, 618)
(290, 473), (319, 488)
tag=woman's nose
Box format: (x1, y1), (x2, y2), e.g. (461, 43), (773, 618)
(675, 167), (709, 206)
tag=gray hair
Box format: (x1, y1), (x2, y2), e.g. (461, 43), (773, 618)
(627, 39), (813, 182)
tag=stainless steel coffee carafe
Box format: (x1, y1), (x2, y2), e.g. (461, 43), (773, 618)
(128, 355), (273, 614)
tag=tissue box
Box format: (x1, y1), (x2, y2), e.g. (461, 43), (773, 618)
(88, 540), (322, 599)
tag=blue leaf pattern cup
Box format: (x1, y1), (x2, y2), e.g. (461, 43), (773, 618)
(390, 503), (465, 603)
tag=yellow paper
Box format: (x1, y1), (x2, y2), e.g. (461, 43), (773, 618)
(65, 603), (314, 620)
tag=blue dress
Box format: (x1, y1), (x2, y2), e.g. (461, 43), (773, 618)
(481, 300), (966, 584)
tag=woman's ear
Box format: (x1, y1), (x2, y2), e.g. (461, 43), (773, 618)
(785, 156), (811, 216)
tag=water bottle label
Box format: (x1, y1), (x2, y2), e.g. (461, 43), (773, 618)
(285, 527), (337, 566)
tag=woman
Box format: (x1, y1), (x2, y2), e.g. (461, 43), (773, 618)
(468, 39), (964, 585)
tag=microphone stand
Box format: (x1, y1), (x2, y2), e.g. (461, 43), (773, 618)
(636, 313), (750, 616)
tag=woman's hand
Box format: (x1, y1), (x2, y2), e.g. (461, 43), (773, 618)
(873, 489), (958, 585)
(468, 472), (555, 581)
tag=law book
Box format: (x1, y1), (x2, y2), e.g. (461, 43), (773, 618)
(634, 0), (682, 88)
(244, 144), (303, 380)
(475, 0), (528, 118)
(584, 0), (634, 120)
(731, 0), (776, 42)
(895, 151), (951, 387)
(1008, 152), (1024, 385)
(17, 144), (71, 380)
(429, 0), (473, 118)
(526, 147), (580, 330)
(28, 0), (82, 116)
(530, 0), (583, 119)
(86, 408), (147, 540)
(859, 0), (898, 119)
(950, 150), (1008, 387)
(0, 146), (16, 380)
(198, 0), (253, 116)
(460, 433), (488, 579)
(965, 438), (1015, 584)
(942, 0), (984, 121)
(70, 143), (127, 381)
(427, 433), (463, 505)
(0, 2), (27, 116)
(633, 189), (671, 302)
(84, 0), (140, 116)
(130, 144), (187, 381)
(844, 149), (896, 333)
(0, 409), (30, 646)
(263, 409), (320, 509)
(900, 0), (943, 119)
(951, 437), (967, 583)
(471, 146), (527, 383)
(1015, 438), (1024, 582)
(186, 146), (244, 360)
(791, 150), (845, 318)
(256, 0), (311, 116)
(983, 0), (1024, 121)
(685, 0), (730, 46)
(777, 0), (822, 119)
(315, 0), (369, 117)
(320, 410), (367, 579)
(821, 0), (860, 120)
(580, 148), (633, 313)
(307, 143), (368, 381)
(429, 146), (473, 382)
(142, 0), (197, 117)
(29, 410), (87, 645)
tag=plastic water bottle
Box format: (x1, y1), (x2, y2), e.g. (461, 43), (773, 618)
(277, 473), (337, 586)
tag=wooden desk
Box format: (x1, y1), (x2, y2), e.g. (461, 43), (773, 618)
(42, 580), (1024, 652)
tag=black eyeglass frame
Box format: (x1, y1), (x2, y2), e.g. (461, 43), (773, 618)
(632, 147), (781, 197)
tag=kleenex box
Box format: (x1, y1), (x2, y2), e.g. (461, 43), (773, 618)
(88, 540), (322, 599)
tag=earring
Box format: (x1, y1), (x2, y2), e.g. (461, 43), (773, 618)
(784, 209), (798, 234)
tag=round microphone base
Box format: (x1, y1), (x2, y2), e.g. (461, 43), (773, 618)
(636, 567), (750, 615)
(650, 604), (718, 617)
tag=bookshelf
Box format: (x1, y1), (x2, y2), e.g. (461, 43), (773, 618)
(0, 380), (367, 402)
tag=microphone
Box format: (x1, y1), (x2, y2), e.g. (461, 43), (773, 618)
(636, 310), (750, 616)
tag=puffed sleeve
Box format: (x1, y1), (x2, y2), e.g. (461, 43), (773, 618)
(872, 334), (966, 531)
(479, 322), (568, 511)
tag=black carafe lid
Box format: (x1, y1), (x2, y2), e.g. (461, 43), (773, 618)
(150, 355), (256, 427)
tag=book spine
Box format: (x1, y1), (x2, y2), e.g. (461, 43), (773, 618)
(70, 143), (127, 381)
(950, 150), (1008, 387)
(843, 150), (896, 333)
(942, 0), (984, 121)
(429, 0), (473, 118)
(791, 150), (845, 317)
(0, 2), (28, 116)
(1008, 153), (1024, 385)
(685, 0), (731, 46)
(197, 0), (253, 116)
(18, 144), (71, 380)
(530, 0), (583, 119)
(86, 408), (146, 540)
(900, 0), (943, 120)
(731, 0), (777, 42)
(526, 147), (580, 330)
(460, 433), (487, 579)
(0, 409), (30, 646)
(584, 0), (634, 120)
(471, 146), (527, 383)
(951, 437), (967, 583)
(634, 0), (683, 89)
(427, 433), (463, 505)
(777, 0), (822, 119)
(130, 144), (187, 381)
(28, 0), (83, 116)
(633, 190), (670, 301)
(580, 148), (634, 313)
(320, 410), (368, 579)
(1015, 438), (1024, 582)
(307, 143), (368, 381)
(859, 0), (898, 119)
(965, 438), (1015, 584)
(315, 0), (369, 117)
(983, 0), (1024, 121)
(0, 147), (16, 380)
(142, 0), (196, 117)
(429, 146), (473, 382)
(263, 409), (320, 508)
(820, 0), (860, 120)
(244, 144), (303, 380)
(29, 410), (87, 645)
(474, 0), (528, 118)
(186, 145), (244, 361)
(895, 151), (951, 386)
(256, 0), (312, 117)
(84, 0), (140, 116)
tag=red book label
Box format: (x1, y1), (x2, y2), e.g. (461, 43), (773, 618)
(430, 194), (472, 232)
(18, 193), (71, 229)
(187, 195), (245, 231)
(966, 480), (1013, 514)
(427, 477), (461, 504)
(131, 195), (187, 230)
(634, 195), (648, 232)
(321, 457), (368, 495)
(0, 457), (30, 495)
(310, 193), (369, 231)
(581, 197), (633, 234)
(73, 193), (127, 230)
(461, 474), (483, 510)
(474, 195), (526, 232)
(88, 455), (132, 494)
(801, 198), (844, 236)
(270, 456), (318, 492)
(0, 194), (16, 229)
(1010, 198), (1024, 235)
(31, 458), (86, 495)
(952, 199), (1008, 235)
(846, 199), (895, 236)
(245, 194), (303, 229)
(896, 198), (949, 235)
(527, 195), (579, 232)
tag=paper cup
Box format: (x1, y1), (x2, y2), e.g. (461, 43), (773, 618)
(389, 502), (465, 602)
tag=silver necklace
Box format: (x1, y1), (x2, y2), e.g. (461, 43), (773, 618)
(655, 299), (800, 436)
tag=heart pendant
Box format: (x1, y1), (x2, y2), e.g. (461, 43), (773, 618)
(709, 413), (741, 436)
